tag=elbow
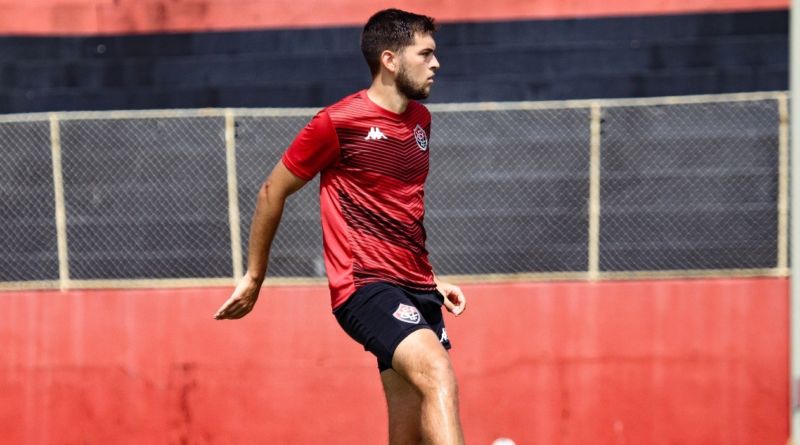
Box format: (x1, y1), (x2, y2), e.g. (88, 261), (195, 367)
(259, 179), (271, 196)
(258, 180), (273, 204)
(258, 163), (306, 204)
(258, 179), (288, 206)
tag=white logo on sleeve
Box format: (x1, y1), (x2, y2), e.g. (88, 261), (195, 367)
(439, 328), (449, 344)
(414, 124), (428, 150)
(365, 127), (387, 140)
(393, 303), (421, 324)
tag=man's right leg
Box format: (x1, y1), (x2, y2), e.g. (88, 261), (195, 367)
(390, 328), (464, 445)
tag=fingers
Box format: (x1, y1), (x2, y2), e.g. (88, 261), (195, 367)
(442, 295), (457, 313)
(442, 288), (466, 317)
(214, 298), (237, 319)
(213, 294), (255, 319)
(214, 275), (261, 320)
(450, 295), (465, 316)
(214, 302), (252, 319)
(214, 298), (253, 319)
(213, 295), (233, 319)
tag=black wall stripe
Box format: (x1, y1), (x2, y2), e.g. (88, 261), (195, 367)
(0, 10), (787, 114)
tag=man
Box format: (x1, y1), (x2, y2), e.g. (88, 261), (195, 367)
(214, 9), (467, 445)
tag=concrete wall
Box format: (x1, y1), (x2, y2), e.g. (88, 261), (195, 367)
(0, 0), (788, 35)
(1, 277), (788, 444)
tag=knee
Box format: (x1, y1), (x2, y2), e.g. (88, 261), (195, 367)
(414, 355), (458, 399)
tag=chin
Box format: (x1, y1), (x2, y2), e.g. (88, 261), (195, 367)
(414, 87), (432, 100)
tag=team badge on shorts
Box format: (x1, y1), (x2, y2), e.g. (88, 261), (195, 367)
(393, 303), (421, 324)
(414, 124), (428, 151)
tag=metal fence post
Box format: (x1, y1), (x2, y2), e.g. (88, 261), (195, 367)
(225, 109), (243, 281)
(588, 102), (602, 280)
(49, 113), (70, 290)
(779, 94), (790, 274)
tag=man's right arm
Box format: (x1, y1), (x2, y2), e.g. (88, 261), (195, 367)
(213, 160), (307, 320)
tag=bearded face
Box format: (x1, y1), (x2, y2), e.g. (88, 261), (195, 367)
(396, 61), (432, 100)
(393, 32), (438, 100)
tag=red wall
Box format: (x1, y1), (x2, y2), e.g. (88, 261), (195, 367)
(0, 0), (788, 35)
(0, 277), (788, 444)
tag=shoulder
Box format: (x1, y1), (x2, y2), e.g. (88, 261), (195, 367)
(408, 99), (430, 113)
(295, 103), (335, 140)
(327, 91), (369, 116)
(407, 100), (431, 122)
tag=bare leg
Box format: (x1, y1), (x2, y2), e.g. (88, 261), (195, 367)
(390, 329), (464, 445)
(382, 369), (423, 445)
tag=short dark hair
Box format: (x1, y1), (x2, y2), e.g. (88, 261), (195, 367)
(361, 9), (437, 77)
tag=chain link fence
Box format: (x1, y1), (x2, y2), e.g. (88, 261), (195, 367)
(0, 120), (57, 282)
(0, 92), (787, 289)
(60, 117), (232, 280)
(427, 107), (591, 274)
(600, 100), (782, 271)
(234, 114), (324, 278)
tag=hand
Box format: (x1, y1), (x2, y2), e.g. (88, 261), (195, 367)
(436, 280), (466, 316)
(214, 273), (263, 319)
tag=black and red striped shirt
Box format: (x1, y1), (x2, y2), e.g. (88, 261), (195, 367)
(282, 90), (437, 309)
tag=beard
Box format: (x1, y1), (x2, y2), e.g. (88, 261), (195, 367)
(396, 64), (431, 100)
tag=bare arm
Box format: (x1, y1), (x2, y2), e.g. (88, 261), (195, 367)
(214, 161), (307, 319)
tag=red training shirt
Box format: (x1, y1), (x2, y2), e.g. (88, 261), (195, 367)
(282, 90), (437, 309)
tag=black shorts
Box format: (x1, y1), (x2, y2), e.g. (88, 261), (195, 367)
(333, 281), (452, 372)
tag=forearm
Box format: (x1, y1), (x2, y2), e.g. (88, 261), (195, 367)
(245, 180), (288, 283)
(214, 162), (305, 320)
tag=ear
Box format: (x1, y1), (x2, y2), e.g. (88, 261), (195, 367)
(380, 49), (399, 74)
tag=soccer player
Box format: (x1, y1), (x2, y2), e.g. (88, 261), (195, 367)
(214, 8), (467, 444)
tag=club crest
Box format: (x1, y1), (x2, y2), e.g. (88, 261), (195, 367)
(393, 303), (421, 324)
(414, 124), (428, 151)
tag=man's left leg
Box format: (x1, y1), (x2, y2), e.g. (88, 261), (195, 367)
(390, 329), (464, 445)
(381, 368), (422, 445)
(333, 283), (461, 443)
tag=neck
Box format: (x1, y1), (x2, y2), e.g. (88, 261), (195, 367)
(366, 76), (409, 114)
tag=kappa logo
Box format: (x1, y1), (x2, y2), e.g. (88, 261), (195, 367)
(414, 124), (428, 151)
(393, 303), (421, 324)
(365, 127), (387, 141)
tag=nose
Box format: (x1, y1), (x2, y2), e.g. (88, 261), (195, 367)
(431, 54), (440, 72)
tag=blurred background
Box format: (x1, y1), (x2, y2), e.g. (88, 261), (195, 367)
(0, 1), (790, 444)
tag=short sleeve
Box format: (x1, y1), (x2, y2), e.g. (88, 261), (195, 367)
(282, 110), (340, 181)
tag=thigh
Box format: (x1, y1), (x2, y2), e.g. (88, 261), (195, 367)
(334, 282), (432, 371)
(412, 290), (452, 350)
(390, 328), (456, 396)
